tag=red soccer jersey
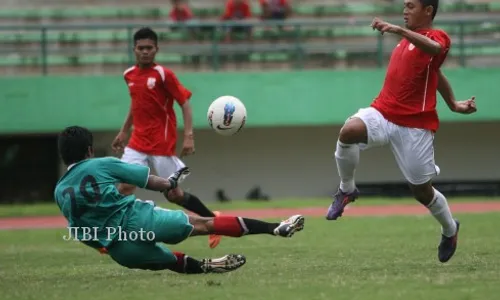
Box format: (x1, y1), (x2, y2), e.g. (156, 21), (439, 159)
(123, 63), (192, 156)
(221, 0), (252, 20)
(371, 28), (451, 132)
(169, 5), (193, 22)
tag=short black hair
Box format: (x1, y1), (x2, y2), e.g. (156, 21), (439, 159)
(420, 0), (439, 20)
(58, 126), (93, 166)
(133, 27), (158, 45)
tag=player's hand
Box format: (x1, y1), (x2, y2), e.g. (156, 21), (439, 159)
(453, 97), (477, 114)
(111, 131), (127, 154)
(371, 17), (402, 35)
(180, 134), (195, 158)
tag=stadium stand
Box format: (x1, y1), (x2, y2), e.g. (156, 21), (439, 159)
(0, 0), (500, 75)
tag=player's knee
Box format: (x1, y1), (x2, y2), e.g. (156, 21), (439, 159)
(188, 216), (212, 235)
(409, 182), (434, 205)
(339, 118), (367, 144)
(166, 188), (185, 204)
(118, 183), (136, 195)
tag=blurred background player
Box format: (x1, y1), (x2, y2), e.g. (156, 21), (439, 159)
(111, 27), (223, 249)
(56, 126), (305, 274)
(326, 0), (477, 263)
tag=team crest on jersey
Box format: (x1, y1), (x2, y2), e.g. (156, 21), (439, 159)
(408, 43), (415, 51)
(147, 77), (156, 89)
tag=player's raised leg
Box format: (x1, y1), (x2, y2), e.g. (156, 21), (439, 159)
(390, 125), (459, 263)
(326, 118), (363, 220)
(327, 107), (389, 220)
(187, 214), (305, 238)
(152, 155), (222, 249)
(148, 202), (304, 243)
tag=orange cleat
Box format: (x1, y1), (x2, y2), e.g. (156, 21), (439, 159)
(209, 211), (222, 249)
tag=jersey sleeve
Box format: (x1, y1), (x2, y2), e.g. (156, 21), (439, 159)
(163, 68), (192, 106)
(429, 30), (451, 56)
(427, 30), (451, 68)
(102, 157), (150, 188)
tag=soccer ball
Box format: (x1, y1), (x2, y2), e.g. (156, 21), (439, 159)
(207, 95), (247, 136)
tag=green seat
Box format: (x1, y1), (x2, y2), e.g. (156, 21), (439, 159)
(450, 46), (500, 56)
(1, 2), (500, 21)
(250, 52), (290, 63)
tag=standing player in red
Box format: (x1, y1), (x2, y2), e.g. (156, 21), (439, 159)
(112, 27), (222, 249)
(326, 0), (477, 263)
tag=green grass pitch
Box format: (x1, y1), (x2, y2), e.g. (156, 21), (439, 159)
(1, 209), (499, 300)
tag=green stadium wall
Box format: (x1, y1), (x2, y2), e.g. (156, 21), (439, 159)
(0, 68), (499, 134)
(1, 68), (499, 202)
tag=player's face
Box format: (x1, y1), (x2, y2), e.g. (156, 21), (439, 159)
(403, 0), (433, 30)
(134, 39), (158, 66)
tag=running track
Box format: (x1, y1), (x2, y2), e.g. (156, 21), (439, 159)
(1, 201), (500, 230)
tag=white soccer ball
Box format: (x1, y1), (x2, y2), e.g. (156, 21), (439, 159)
(207, 95), (247, 136)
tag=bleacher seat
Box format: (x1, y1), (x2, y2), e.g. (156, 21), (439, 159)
(1, 1), (500, 74)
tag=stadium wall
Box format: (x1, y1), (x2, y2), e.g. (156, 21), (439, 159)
(0, 68), (499, 133)
(68, 121), (499, 202)
(1, 69), (499, 203)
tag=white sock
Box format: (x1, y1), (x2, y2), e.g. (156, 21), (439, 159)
(334, 140), (359, 194)
(427, 188), (457, 237)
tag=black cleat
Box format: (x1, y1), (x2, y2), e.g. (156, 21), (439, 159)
(438, 219), (460, 263)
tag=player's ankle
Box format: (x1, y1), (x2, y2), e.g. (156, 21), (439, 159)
(441, 222), (457, 237)
(340, 181), (356, 194)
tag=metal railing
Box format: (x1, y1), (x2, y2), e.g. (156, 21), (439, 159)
(1, 15), (499, 75)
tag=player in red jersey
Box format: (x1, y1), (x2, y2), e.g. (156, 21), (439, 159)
(326, 0), (477, 263)
(111, 27), (222, 249)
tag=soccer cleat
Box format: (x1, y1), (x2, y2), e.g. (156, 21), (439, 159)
(438, 219), (460, 263)
(166, 167), (190, 190)
(175, 167), (191, 184)
(201, 254), (246, 273)
(326, 188), (360, 220)
(209, 211), (222, 249)
(273, 215), (305, 237)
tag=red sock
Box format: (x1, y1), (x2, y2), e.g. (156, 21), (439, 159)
(171, 252), (187, 273)
(213, 216), (244, 237)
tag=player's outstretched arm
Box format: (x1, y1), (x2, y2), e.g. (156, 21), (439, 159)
(146, 167), (191, 193)
(180, 101), (195, 157)
(105, 157), (190, 193)
(437, 70), (458, 111)
(398, 27), (441, 55)
(438, 70), (477, 114)
(370, 18), (441, 55)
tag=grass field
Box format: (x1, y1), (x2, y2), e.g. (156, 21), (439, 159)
(1, 213), (500, 300)
(0, 196), (497, 218)
(1, 199), (499, 300)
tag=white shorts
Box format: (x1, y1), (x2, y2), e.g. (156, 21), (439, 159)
(121, 147), (186, 179)
(350, 107), (440, 185)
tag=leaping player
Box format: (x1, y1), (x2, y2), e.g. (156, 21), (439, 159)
(111, 27), (223, 249)
(326, 0), (477, 263)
